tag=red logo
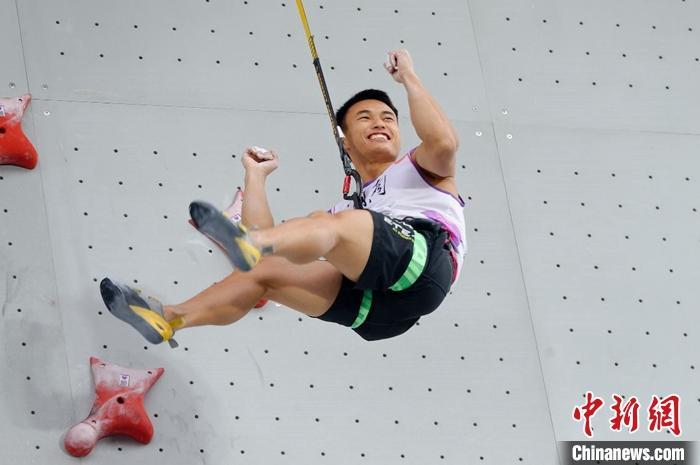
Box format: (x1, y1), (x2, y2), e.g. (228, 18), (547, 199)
(648, 394), (681, 436)
(610, 394), (640, 433)
(572, 391), (604, 437)
(572, 392), (681, 437)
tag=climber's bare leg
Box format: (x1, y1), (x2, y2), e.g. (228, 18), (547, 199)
(162, 256), (343, 329)
(249, 209), (374, 282)
(163, 209), (373, 329)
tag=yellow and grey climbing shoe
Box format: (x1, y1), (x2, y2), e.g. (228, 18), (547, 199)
(189, 200), (262, 271)
(99, 278), (182, 348)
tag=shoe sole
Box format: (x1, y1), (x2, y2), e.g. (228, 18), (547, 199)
(99, 278), (164, 344)
(189, 200), (253, 271)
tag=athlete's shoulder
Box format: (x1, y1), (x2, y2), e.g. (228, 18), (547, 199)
(410, 142), (457, 179)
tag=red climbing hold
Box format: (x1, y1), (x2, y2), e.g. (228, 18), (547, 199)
(0, 93), (38, 170)
(63, 357), (164, 457)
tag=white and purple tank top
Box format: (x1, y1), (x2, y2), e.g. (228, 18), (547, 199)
(329, 147), (467, 283)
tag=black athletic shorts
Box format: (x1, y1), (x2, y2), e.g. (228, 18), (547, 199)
(313, 209), (454, 341)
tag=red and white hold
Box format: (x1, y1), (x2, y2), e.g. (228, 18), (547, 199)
(0, 93), (38, 169)
(63, 357), (164, 457)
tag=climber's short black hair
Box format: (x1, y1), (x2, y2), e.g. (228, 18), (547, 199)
(335, 89), (398, 131)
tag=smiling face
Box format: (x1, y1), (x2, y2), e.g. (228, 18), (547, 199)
(342, 99), (400, 163)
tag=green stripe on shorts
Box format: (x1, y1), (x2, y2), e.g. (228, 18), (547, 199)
(351, 289), (373, 329)
(389, 232), (428, 292)
(351, 231), (429, 329)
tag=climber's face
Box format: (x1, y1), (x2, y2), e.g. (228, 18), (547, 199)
(342, 99), (400, 163)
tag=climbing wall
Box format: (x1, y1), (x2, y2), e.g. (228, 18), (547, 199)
(1, 1), (698, 464)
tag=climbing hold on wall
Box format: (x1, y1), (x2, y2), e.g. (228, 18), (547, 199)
(0, 93), (38, 169)
(63, 357), (164, 457)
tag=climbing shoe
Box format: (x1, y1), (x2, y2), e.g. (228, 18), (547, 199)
(189, 200), (262, 271)
(99, 278), (183, 348)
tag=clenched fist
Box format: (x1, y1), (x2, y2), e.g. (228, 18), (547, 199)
(242, 146), (279, 177)
(384, 49), (417, 84)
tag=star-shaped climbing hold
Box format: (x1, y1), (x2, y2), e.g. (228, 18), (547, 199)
(0, 93), (38, 170)
(63, 357), (164, 457)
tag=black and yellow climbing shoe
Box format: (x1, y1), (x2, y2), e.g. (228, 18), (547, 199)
(99, 278), (183, 348)
(189, 200), (262, 271)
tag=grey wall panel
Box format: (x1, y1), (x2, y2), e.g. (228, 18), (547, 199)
(0, 119), (74, 461)
(302, 0), (490, 123)
(0, 0), (28, 92)
(26, 97), (559, 463)
(4, 0), (698, 463)
(469, 0), (700, 133)
(496, 121), (700, 441)
(17, 0), (490, 123)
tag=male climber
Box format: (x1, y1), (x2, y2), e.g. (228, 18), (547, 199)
(100, 49), (467, 345)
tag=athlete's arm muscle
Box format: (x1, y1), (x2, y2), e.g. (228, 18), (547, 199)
(241, 147), (277, 228)
(387, 50), (459, 178)
(399, 61), (459, 179)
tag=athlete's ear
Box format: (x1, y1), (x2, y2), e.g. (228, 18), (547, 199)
(341, 135), (350, 153)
